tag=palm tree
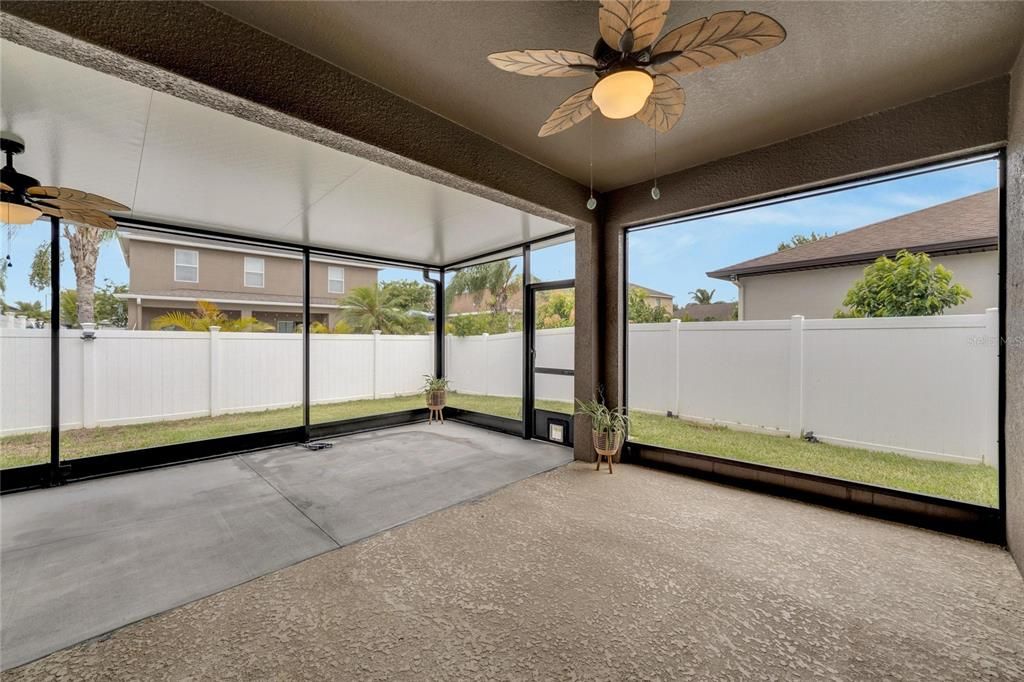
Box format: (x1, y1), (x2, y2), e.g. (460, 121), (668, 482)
(63, 224), (118, 325)
(339, 286), (409, 334)
(689, 288), (715, 305)
(150, 300), (272, 332)
(445, 261), (521, 313)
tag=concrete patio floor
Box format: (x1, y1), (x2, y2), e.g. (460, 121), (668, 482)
(0, 422), (571, 670)
(5, 459), (1023, 680)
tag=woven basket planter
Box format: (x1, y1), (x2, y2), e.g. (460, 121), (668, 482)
(593, 429), (624, 457)
(426, 389), (447, 409)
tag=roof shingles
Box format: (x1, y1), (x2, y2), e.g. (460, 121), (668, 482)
(707, 190), (998, 279)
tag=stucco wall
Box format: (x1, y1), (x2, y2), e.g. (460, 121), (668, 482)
(1006, 46), (1024, 577)
(127, 240), (377, 299)
(737, 251), (999, 321)
(604, 78), (1008, 230)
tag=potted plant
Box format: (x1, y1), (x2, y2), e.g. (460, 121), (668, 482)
(575, 396), (630, 473)
(423, 374), (450, 423)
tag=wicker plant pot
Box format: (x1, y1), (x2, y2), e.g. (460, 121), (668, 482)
(426, 389), (447, 409)
(592, 429), (624, 456)
(593, 429), (623, 474)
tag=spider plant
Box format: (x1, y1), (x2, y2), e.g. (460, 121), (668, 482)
(575, 396), (630, 441)
(422, 375), (451, 394)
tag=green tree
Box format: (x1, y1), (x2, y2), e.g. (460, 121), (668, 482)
(536, 290), (575, 329)
(445, 261), (521, 314)
(381, 279), (434, 313)
(60, 280), (128, 327)
(339, 285), (411, 334)
(304, 320), (353, 334)
(13, 300), (47, 321)
(446, 312), (521, 337)
(150, 300), (272, 332)
(29, 241), (63, 292)
(836, 250), (972, 318)
(688, 288), (715, 305)
(777, 231), (836, 251)
(627, 287), (670, 323)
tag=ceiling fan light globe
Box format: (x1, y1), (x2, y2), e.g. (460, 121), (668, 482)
(592, 69), (654, 119)
(0, 200), (42, 225)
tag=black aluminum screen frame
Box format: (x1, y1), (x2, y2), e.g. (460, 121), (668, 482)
(1, 217), (575, 493)
(620, 149), (1008, 542)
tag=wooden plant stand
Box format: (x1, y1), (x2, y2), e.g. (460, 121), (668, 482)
(595, 448), (615, 474)
(592, 430), (623, 474)
(428, 406), (445, 424)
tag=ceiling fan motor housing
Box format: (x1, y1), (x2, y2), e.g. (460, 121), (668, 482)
(1, 135), (41, 204)
(592, 38), (652, 77)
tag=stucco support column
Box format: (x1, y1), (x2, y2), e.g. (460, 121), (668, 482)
(1005, 45), (1024, 577)
(574, 214), (622, 462)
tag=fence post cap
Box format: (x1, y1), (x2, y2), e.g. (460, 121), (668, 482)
(372, 329), (382, 335)
(209, 325), (221, 332)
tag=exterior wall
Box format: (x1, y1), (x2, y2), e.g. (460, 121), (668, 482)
(737, 251), (999, 320)
(123, 238), (378, 329)
(127, 239), (377, 300)
(604, 78), (1008, 230)
(648, 295), (672, 312)
(1006, 45), (1024, 575)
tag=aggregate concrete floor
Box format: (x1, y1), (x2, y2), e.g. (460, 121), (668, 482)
(5, 460), (1023, 680)
(0, 422), (571, 671)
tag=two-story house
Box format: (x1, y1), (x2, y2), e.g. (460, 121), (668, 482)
(116, 229), (381, 331)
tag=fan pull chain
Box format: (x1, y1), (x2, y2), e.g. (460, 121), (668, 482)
(651, 129), (661, 200)
(4, 225), (13, 269)
(586, 115), (597, 211)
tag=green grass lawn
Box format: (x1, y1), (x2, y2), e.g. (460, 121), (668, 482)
(0, 393), (997, 507)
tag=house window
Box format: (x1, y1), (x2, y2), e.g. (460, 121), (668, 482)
(174, 249), (198, 283)
(277, 320), (295, 333)
(244, 257), (265, 288)
(328, 266), (345, 294)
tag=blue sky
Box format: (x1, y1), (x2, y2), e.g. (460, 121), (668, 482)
(629, 159), (999, 304)
(2, 158), (998, 307)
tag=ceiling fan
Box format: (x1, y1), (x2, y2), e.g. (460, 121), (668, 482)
(488, 1), (786, 136)
(1, 133), (128, 228)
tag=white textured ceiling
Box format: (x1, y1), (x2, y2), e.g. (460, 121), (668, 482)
(212, 0), (1024, 191)
(0, 40), (569, 265)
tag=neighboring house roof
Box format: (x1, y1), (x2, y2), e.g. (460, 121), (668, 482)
(707, 190), (998, 280)
(629, 283), (673, 299)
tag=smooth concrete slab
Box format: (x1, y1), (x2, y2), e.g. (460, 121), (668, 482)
(0, 456), (338, 670)
(1, 422), (570, 670)
(242, 422), (572, 546)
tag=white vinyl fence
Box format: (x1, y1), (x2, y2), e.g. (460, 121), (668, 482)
(1, 312), (999, 468)
(0, 328), (433, 435)
(628, 311), (1000, 467)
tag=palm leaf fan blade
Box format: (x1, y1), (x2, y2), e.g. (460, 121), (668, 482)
(634, 75), (685, 132)
(27, 186), (129, 212)
(539, 87), (597, 137)
(651, 11), (786, 76)
(487, 50), (597, 77)
(599, 0), (670, 52)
